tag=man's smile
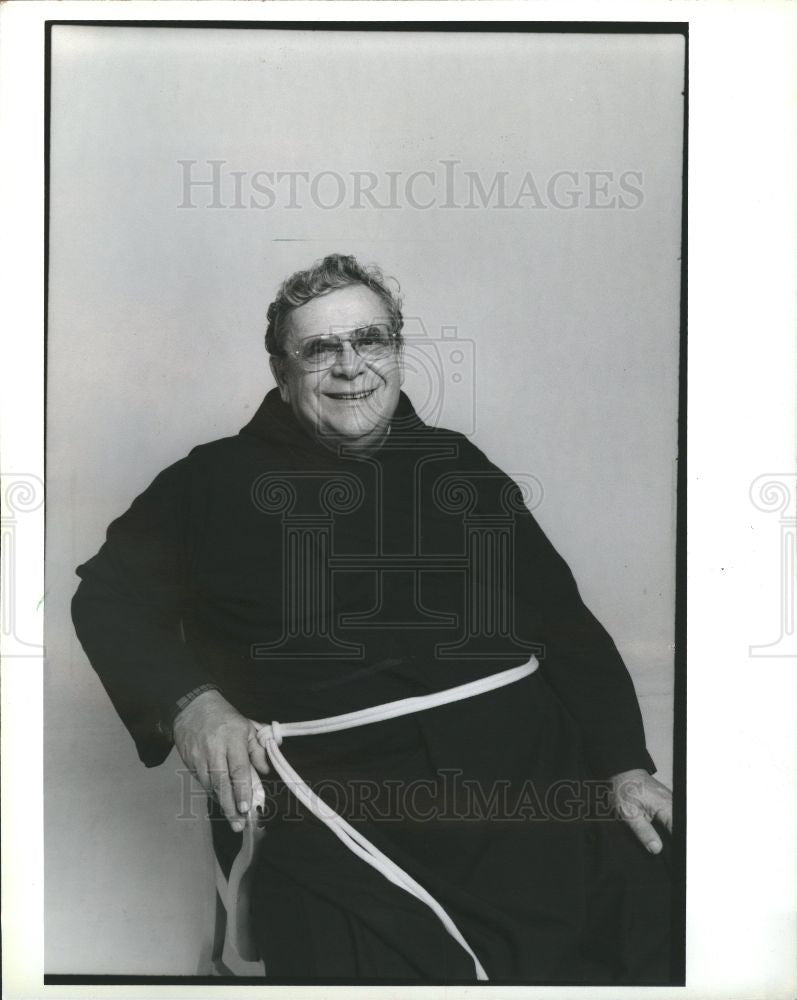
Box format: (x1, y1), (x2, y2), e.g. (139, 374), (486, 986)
(324, 388), (377, 401)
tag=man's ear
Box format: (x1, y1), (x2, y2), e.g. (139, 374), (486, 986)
(269, 356), (290, 402)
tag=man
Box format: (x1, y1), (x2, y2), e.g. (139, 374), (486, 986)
(72, 253), (673, 982)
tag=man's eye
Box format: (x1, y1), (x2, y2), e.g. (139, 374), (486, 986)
(305, 339), (336, 358)
(355, 328), (390, 347)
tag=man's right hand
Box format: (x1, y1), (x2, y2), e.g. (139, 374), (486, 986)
(172, 690), (270, 832)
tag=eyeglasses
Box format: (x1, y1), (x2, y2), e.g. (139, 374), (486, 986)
(287, 324), (399, 372)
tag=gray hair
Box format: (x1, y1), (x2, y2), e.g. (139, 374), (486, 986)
(265, 253), (404, 356)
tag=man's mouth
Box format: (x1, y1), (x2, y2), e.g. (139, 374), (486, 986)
(325, 388), (376, 401)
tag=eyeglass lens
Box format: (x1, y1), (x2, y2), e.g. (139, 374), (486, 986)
(299, 326), (395, 369)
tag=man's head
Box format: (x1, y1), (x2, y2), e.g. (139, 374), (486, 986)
(266, 254), (405, 453)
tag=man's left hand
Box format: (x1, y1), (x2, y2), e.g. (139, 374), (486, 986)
(609, 768), (672, 854)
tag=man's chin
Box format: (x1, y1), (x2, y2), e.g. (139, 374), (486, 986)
(317, 419), (388, 452)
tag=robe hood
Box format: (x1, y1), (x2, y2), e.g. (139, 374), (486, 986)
(238, 387), (427, 464)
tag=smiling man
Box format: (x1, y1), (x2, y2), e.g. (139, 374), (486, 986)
(266, 276), (404, 452)
(72, 253), (673, 984)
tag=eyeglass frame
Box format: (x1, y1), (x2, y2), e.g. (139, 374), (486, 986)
(280, 322), (403, 372)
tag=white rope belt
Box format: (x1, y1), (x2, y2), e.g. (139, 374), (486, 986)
(253, 656), (539, 982)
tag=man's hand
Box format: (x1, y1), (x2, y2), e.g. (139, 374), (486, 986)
(609, 768), (672, 854)
(172, 690), (270, 832)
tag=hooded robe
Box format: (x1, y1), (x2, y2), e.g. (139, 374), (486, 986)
(72, 389), (672, 983)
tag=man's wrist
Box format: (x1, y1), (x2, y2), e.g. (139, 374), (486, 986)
(156, 683), (221, 740)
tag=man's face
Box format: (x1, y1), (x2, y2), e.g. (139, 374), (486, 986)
(272, 284), (404, 453)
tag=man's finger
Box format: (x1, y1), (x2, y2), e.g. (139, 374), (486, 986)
(247, 730), (271, 777)
(210, 762), (243, 833)
(247, 764), (267, 815)
(622, 813), (663, 855)
(193, 760), (211, 795)
(655, 796), (673, 834)
(228, 745), (253, 816)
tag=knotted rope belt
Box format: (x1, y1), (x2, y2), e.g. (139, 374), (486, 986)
(251, 656), (539, 982)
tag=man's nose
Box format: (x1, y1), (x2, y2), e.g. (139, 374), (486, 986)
(331, 341), (365, 377)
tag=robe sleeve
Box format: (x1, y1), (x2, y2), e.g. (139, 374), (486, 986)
(71, 457), (212, 767)
(512, 495), (657, 779)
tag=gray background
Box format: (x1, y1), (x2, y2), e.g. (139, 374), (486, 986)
(46, 26), (684, 973)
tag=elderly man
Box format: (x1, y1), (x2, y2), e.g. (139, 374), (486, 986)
(72, 253), (673, 983)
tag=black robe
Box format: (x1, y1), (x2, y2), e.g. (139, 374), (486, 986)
(72, 389), (671, 983)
